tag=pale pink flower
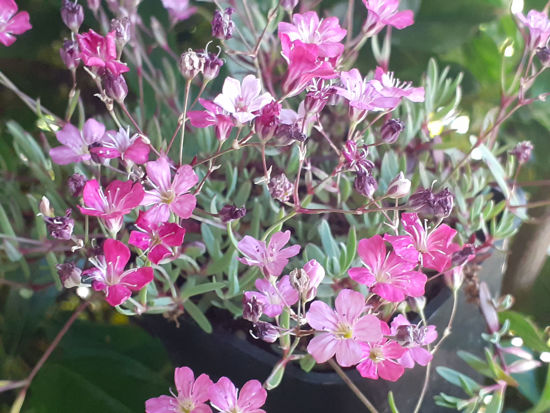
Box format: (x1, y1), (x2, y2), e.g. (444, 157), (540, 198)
(83, 239), (153, 306)
(362, 0), (414, 36)
(161, 0), (196, 24)
(77, 29), (129, 76)
(78, 179), (145, 234)
(129, 209), (186, 265)
(244, 275), (299, 317)
(0, 0), (31, 46)
(516, 10), (550, 49)
(49, 118), (106, 165)
(146, 366), (213, 413)
(356, 321), (406, 381)
(188, 99), (234, 142)
(142, 157), (198, 222)
(306, 289), (382, 367)
(383, 212), (457, 272)
(89, 127), (150, 164)
(390, 314), (437, 368)
(348, 235), (427, 302)
(302, 259), (325, 302)
(372, 67), (425, 103)
(278, 11), (346, 59)
(209, 377), (267, 413)
(213, 75), (274, 124)
(237, 230), (301, 277)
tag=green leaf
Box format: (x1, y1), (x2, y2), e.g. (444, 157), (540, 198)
(299, 354), (316, 373)
(265, 362), (285, 390)
(484, 389), (504, 413)
(498, 311), (549, 353)
(226, 249), (239, 297)
(205, 247), (235, 276)
(181, 281), (227, 300)
(201, 223), (222, 260)
(457, 350), (494, 378)
(318, 220), (338, 258)
(436, 366), (481, 392)
(183, 300), (212, 333)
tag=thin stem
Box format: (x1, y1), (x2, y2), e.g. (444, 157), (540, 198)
(328, 359), (379, 413)
(179, 81), (192, 165)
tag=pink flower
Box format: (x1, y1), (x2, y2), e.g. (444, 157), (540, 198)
(129, 209), (186, 265)
(342, 140), (374, 173)
(278, 11), (346, 59)
(146, 366), (213, 413)
(77, 29), (129, 76)
(306, 289), (382, 367)
(372, 67), (425, 103)
(301, 259), (325, 302)
(281, 38), (338, 98)
(390, 314), (437, 368)
(244, 275), (299, 317)
(84, 239), (154, 306)
(79, 179), (145, 234)
(161, 0), (196, 24)
(356, 322), (406, 381)
(362, 0), (414, 36)
(188, 99), (234, 142)
(516, 10), (550, 49)
(89, 127), (150, 164)
(49, 118), (106, 165)
(348, 235), (427, 302)
(210, 378), (266, 413)
(142, 157), (198, 222)
(213, 75), (274, 124)
(383, 213), (457, 272)
(0, 0), (31, 46)
(237, 230), (301, 277)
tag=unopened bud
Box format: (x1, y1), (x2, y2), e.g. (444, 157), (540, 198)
(268, 173), (294, 202)
(302, 259), (325, 302)
(56, 263), (82, 288)
(102, 72), (128, 103)
(304, 85), (335, 114)
(68, 173), (87, 197)
(243, 294), (263, 323)
(110, 17), (131, 48)
(289, 268), (309, 298)
(510, 140), (533, 164)
(256, 101), (281, 141)
(179, 49), (205, 80)
(202, 52), (224, 81)
(386, 172), (411, 199)
(537, 47), (550, 66)
(44, 209), (75, 240)
(60, 39), (80, 70)
(61, 0), (84, 32)
(212, 8), (234, 40)
(281, 0), (299, 11)
(354, 171), (377, 198)
(380, 119), (404, 144)
(86, 0), (100, 13)
(451, 245), (475, 267)
(409, 187), (454, 218)
(219, 204), (246, 223)
(253, 321), (279, 343)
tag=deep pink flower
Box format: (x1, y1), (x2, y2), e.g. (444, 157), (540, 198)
(188, 99), (234, 142)
(142, 157), (198, 222)
(84, 239), (153, 306)
(78, 179), (145, 234)
(372, 67), (425, 103)
(362, 0), (414, 36)
(278, 11), (346, 59)
(89, 127), (150, 164)
(516, 10), (550, 49)
(77, 29), (129, 76)
(244, 275), (299, 317)
(213, 75), (273, 124)
(306, 289), (382, 367)
(0, 0), (31, 47)
(146, 366), (213, 413)
(49, 118), (106, 165)
(237, 230), (301, 277)
(161, 0), (196, 24)
(356, 322), (406, 381)
(209, 377), (267, 413)
(384, 212), (457, 272)
(390, 314), (437, 368)
(348, 235), (427, 302)
(281, 37), (338, 98)
(129, 209), (186, 265)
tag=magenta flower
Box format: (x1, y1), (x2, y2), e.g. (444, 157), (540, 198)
(0, 0), (31, 46)
(383, 212), (457, 272)
(77, 29), (129, 76)
(146, 366), (213, 413)
(142, 157), (198, 222)
(213, 75), (274, 124)
(188, 99), (234, 142)
(348, 235), (427, 302)
(306, 289), (382, 367)
(49, 118), (106, 165)
(237, 230), (301, 277)
(516, 10), (550, 50)
(390, 314), (437, 368)
(209, 377), (267, 413)
(83, 239), (154, 306)
(362, 0), (414, 36)
(278, 11), (346, 59)
(89, 127), (150, 164)
(372, 67), (425, 103)
(79, 179), (145, 234)
(129, 209), (186, 265)
(161, 0), (196, 24)
(356, 322), (406, 381)
(244, 275), (299, 317)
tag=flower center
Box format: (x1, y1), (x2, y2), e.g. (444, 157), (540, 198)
(161, 189), (176, 204)
(335, 322), (354, 339)
(178, 398), (195, 413)
(369, 347), (385, 363)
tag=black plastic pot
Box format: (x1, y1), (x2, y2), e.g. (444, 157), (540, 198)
(139, 252), (505, 412)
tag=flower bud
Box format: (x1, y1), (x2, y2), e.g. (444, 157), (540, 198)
(289, 268), (309, 298)
(60, 39), (80, 70)
(44, 209), (75, 240)
(219, 204), (246, 223)
(510, 140), (533, 164)
(408, 187), (454, 218)
(268, 173), (294, 202)
(39, 196), (54, 217)
(537, 47), (550, 66)
(68, 173), (87, 197)
(102, 72), (128, 103)
(302, 259), (325, 302)
(451, 244), (475, 267)
(110, 17), (132, 48)
(256, 102), (281, 141)
(380, 119), (404, 144)
(342, 141), (374, 172)
(211, 8), (234, 40)
(281, 0), (299, 11)
(179, 49), (205, 80)
(56, 263), (82, 288)
(87, 0), (100, 13)
(61, 0), (84, 32)
(304, 83), (335, 114)
(354, 171), (377, 198)
(243, 295), (263, 323)
(386, 172), (411, 199)
(253, 321), (279, 343)
(276, 123), (306, 143)
(202, 52), (224, 82)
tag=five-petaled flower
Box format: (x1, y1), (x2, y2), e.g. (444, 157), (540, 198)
(188, 99), (235, 142)
(49, 118), (106, 165)
(362, 0), (414, 36)
(89, 127), (150, 164)
(390, 314), (437, 368)
(77, 29), (129, 76)
(0, 0), (31, 46)
(243, 275), (299, 318)
(209, 377), (267, 413)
